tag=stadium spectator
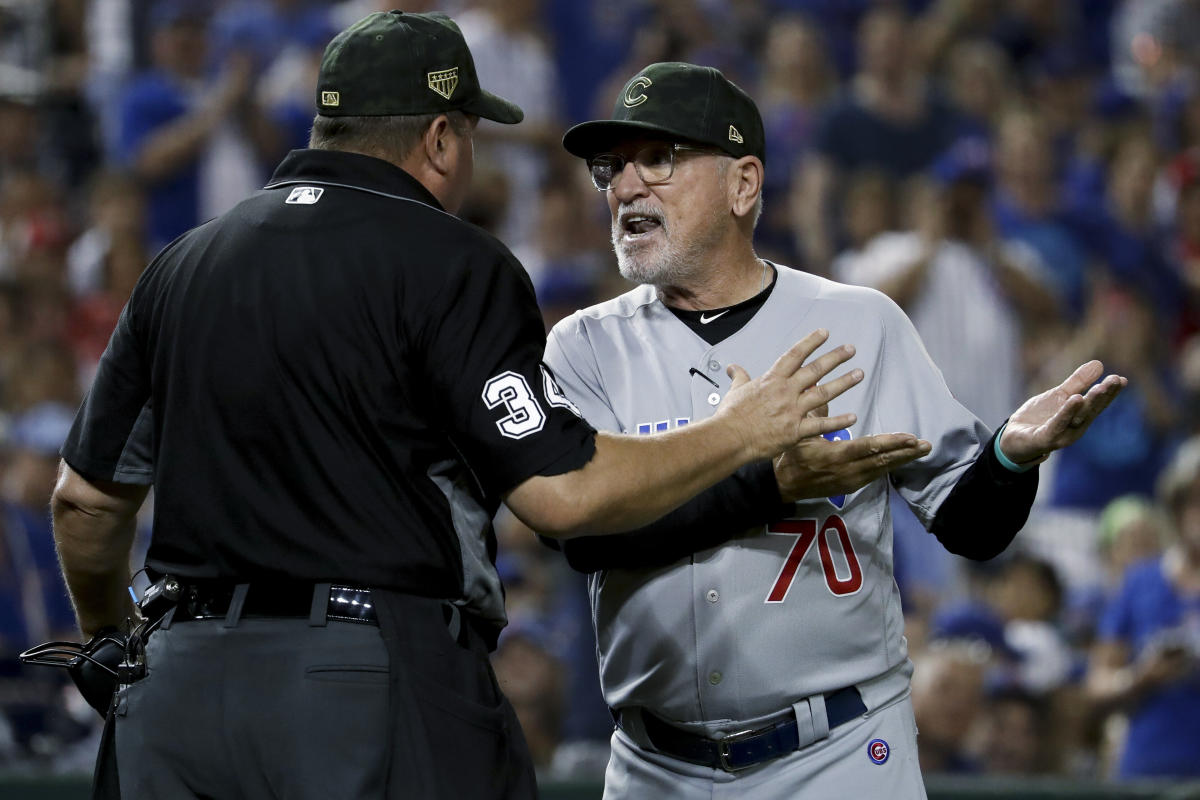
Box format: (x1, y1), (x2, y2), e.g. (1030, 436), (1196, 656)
(1076, 133), (1183, 336)
(796, 4), (961, 272)
(456, 0), (565, 253)
(990, 108), (1090, 315)
(114, 1), (278, 250)
(1086, 436), (1200, 779)
(911, 641), (989, 774)
(754, 14), (836, 262)
(834, 143), (1054, 430)
(941, 39), (1017, 142)
(973, 686), (1049, 775)
(1098, 495), (1170, 587)
(0, 403), (79, 652)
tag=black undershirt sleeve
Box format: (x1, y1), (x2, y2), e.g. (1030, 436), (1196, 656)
(544, 425), (1037, 573)
(927, 424), (1039, 561)
(543, 461), (793, 573)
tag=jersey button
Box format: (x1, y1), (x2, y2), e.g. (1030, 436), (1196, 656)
(708, 671), (723, 685)
(708, 359), (720, 371)
(707, 392), (720, 406)
(706, 589), (719, 603)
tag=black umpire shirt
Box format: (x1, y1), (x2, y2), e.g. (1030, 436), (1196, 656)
(61, 149), (597, 635)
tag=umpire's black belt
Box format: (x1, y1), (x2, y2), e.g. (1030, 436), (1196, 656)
(619, 686), (866, 772)
(172, 582), (378, 625)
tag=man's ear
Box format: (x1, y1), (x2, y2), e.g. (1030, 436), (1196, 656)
(729, 156), (764, 219)
(423, 114), (456, 176)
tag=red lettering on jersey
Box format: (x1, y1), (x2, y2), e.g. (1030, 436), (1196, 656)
(765, 519), (817, 603)
(765, 514), (862, 602)
(818, 514), (863, 595)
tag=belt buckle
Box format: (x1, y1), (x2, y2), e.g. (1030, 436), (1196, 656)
(328, 585), (374, 623)
(716, 726), (761, 772)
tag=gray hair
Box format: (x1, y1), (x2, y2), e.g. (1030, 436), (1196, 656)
(308, 110), (472, 162)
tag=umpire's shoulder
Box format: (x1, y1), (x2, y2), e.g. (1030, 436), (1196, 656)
(403, 205), (532, 287)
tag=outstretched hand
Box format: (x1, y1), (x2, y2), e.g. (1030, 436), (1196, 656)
(774, 432), (932, 503)
(998, 360), (1127, 465)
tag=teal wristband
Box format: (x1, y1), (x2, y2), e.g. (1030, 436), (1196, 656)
(994, 422), (1037, 473)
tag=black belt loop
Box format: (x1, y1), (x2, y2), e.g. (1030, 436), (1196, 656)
(223, 584), (249, 628)
(444, 602), (462, 644)
(159, 605), (177, 631)
(309, 583), (332, 627)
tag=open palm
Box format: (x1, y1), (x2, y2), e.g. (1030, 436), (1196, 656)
(998, 360), (1128, 465)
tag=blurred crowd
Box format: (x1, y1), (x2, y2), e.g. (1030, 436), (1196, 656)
(1, 0), (1199, 787)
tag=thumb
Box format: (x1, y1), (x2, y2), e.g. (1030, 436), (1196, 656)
(726, 363), (751, 389)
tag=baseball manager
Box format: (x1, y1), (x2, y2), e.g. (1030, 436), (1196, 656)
(545, 61), (1127, 800)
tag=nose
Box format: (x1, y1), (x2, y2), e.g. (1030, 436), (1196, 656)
(611, 160), (649, 203)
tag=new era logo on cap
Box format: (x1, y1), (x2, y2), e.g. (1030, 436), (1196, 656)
(321, 91), (339, 107)
(728, 125), (743, 144)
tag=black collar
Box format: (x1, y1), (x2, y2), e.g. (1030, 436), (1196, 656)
(265, 149), (445, 212)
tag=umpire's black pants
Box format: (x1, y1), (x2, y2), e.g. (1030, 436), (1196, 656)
(111, 594), (536, 799)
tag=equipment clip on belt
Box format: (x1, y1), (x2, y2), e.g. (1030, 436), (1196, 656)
(18, 575), (181, 718)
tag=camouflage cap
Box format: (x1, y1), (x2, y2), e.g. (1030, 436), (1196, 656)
(563, 62), (765, 164)
(316, 11), (523, 124)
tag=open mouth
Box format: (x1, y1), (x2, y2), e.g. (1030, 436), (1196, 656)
(619, 211), (663, 239)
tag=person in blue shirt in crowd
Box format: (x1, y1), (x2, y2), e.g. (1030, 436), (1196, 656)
(1044, 286), (1182, 512)
(0, 404), (80, 652)
(1087, 436), (1200, 779)
(116, 1), (278, 250)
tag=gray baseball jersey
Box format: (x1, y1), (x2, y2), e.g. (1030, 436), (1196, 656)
(544, 263), (989, 727)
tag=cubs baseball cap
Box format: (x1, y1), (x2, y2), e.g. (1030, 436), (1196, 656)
(563, 62), (765, 164)
(316, 10), (523, 124)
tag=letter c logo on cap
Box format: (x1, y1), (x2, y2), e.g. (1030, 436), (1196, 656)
(623, 76), (652, 108)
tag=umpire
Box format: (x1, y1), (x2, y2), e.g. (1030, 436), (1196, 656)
(50, 11), (860, 800)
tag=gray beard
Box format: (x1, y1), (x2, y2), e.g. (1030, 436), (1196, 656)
(612, 212), (716, 288)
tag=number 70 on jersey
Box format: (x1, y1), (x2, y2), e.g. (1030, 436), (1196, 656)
(765, 515), (863, 603)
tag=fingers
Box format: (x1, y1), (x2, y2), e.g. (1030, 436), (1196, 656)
(840, 433), (920, 458)
(1044, 393), (1086, 440)
(795, 345), (857, 391)
(798, 412), (858, 439)
(726, 364), (751, 390)
(840, 434), (932, 469)
(1059, 359), (1105, 397)
(1066, 374), (1127, 431)
(800, 368), (864, 414)
(766, 330), (831, 377)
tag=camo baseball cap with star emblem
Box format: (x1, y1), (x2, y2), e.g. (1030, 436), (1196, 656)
(316, 10), (523, 124)
(563, 62), (765, 164)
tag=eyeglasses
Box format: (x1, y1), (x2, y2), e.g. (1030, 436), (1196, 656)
(587, 143), (720, 192)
